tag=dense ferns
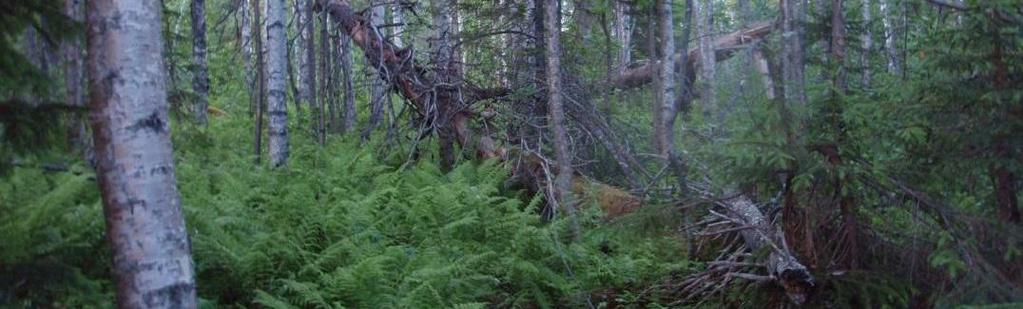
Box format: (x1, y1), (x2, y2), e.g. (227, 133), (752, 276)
(0, 117), (689, 307)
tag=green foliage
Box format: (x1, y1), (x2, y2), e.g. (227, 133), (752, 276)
(0, 116), (689, 307)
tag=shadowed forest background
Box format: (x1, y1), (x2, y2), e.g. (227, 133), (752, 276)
(0, 0), (1021, 307)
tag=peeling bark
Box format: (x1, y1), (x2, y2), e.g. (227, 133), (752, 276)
(87, 0), (198, 306)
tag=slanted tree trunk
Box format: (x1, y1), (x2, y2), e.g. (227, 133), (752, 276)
(695, 0), (716, 123)
(191, 0), (210, 124)
(254, 0), (266, 163)
(544, 0), (576, 223)
(610, 21), (774, 90)
(718, 195), (815, 305)
(86, 0), (197, 306)
(361, 0), (387, 140)
(64, 0), (91, 164)
(267, 0), (289, 167)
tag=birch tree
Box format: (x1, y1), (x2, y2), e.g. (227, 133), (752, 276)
(86, 0), (197, 306)
(266, 0), (289, 167)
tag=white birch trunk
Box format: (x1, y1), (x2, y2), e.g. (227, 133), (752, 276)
(86, 0), (197, 306)
(266, 0), (289, 167)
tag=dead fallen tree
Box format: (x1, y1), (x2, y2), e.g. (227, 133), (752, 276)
(611, 21), (775, 90)
(317, 1), (811, 304)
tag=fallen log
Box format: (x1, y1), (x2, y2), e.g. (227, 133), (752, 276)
(611, 21), (775, 90)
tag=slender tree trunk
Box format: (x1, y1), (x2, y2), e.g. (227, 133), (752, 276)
(240, 0), (255, 116)
(266, 0), (289, 167)
(319, 11), (333, 132)
(830, 0), (858, 268)
(341, 31), (356, 133)
(781, 0), (807, 108)
(990, 28), (1020, 224)
(64, 0), (91, 164)
(831, 0), (847, 92)
(254, 0), (266, 163)
(613, 0), (632, 72)
(879, 0), (899, 74)
(861, 0), (872, 87)
(86, 0), (197, 306)
(544, 0), (576, 224)
(696, 0), (716, 124)
(361, 1), (387, 140)
(654, 0), (675, 156)
(191, 0), (210, 125)
(297, 0), (320, 142)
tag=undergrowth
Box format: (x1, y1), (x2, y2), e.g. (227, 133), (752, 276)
(0, 116), (690, 308)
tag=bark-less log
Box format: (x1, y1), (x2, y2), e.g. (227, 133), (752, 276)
(267, 0), (289, 167)
(610, 21), (774, 90)
(86, 0), (197, 306)
(191, 0), (210, 124)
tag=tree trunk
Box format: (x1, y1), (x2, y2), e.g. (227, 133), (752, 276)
(266, 0), (289, 167)
(544, 0), (577, 223)
(254, 0), (266, 163)
(831, 0), (847, 91)
(613, 0), (632, 72)
(781, 0), (807, 108)
(240, 0), (255, 116)
(298, 0), (320, 143)
(361, 1), (388, 140)
(879, 0), (899, 74)
(654, 0), (675, 156)
(696, 0), (716, 123)
(861, 0), (872, 87)
(191, 0), (210, 125)
(430, 0), (460, 171)
(64, 0), (91, 164)
(340, 31), (356, 134)
(86, 0), (198, 306)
